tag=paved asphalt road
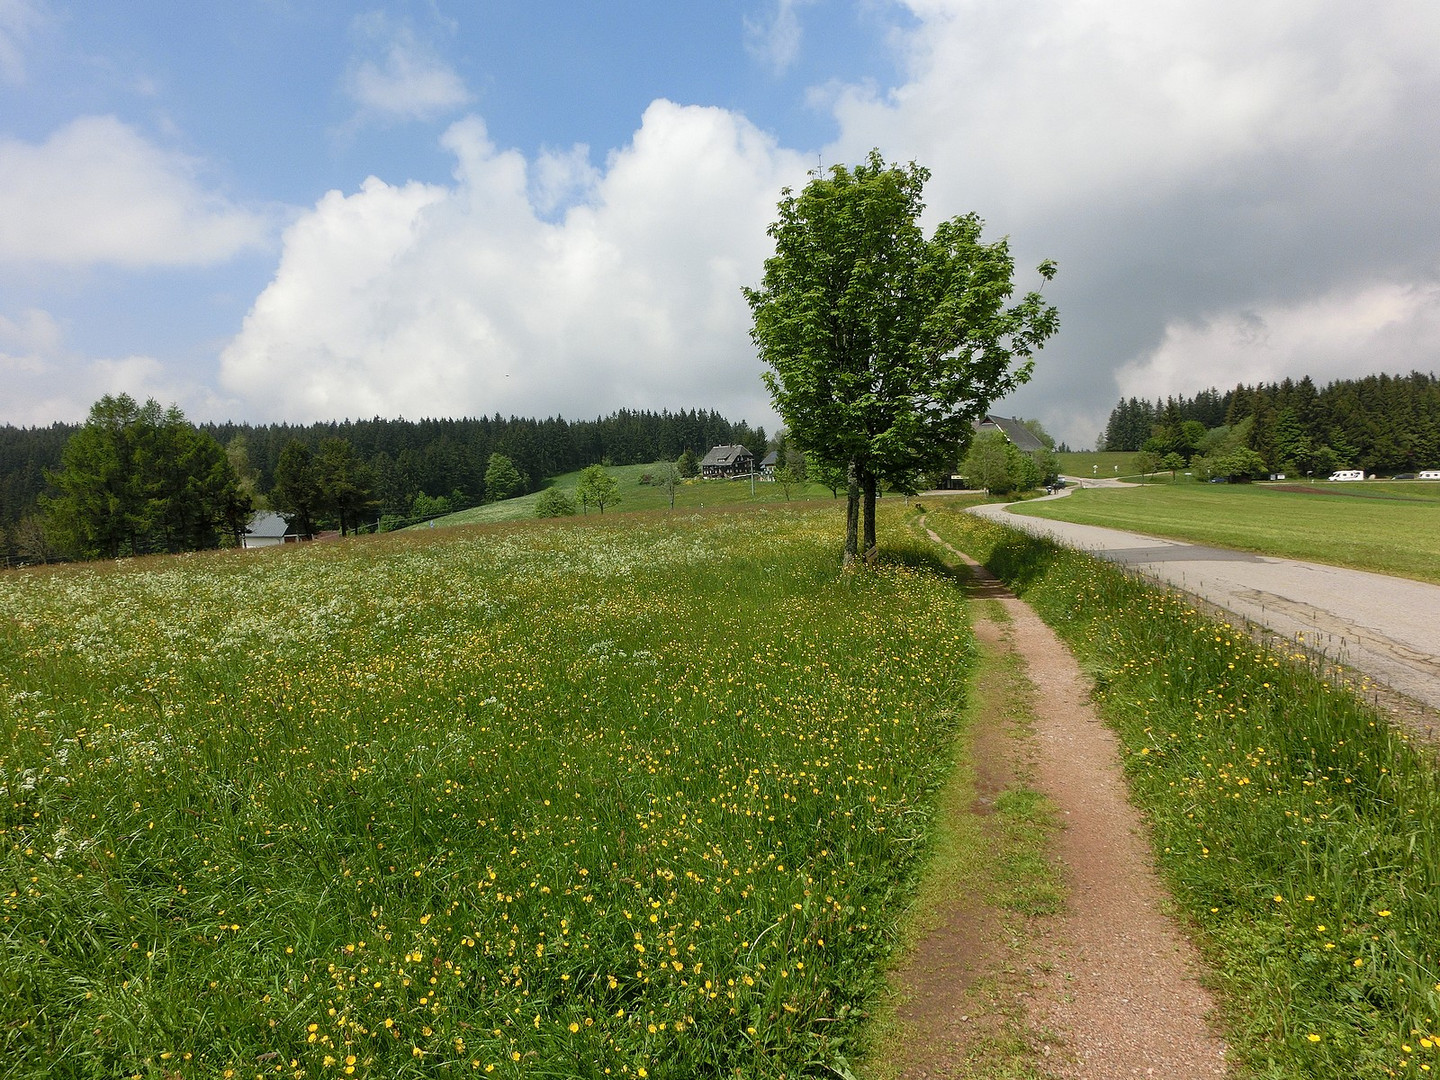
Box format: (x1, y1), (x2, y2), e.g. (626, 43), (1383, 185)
(965, 486), (1440, 715)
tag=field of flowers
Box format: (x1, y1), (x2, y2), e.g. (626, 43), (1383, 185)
(926, 506), (1440, 1079)
(1, 507), (974, 1079)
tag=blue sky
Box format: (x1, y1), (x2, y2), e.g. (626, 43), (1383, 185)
(2, 1), (1438, 448)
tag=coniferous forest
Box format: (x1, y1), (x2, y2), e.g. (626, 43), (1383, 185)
(0, 408), (766, 563)
(1100, 372), (1440, 475)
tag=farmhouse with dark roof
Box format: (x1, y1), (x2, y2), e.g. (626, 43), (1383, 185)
(699, 444), (754, 479)
(974, 414), (1046, 452)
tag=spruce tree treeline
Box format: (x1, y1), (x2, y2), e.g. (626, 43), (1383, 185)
(202, 408), (762, 500)
(1101, 372), (1440, 474)
(0, 407), (763, 560)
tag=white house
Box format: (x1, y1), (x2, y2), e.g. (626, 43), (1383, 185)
(242, 511), (296, 548)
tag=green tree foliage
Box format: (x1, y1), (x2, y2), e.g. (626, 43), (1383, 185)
(959, 430), (1043, 495)
(2, 409), (772, 555)
(808, 458), (846, 499)
(1102, 397), (1158, 452)
(1102, 373), (1440, 474)
(1133, 450), (1161, 478)
(13, 514), (60, 563)
(268, 440), (322, 537)
(771, 465), (799, 501)
(314, 438), (376, 536)
(225, 434), (262, 505)
(42, 395), (250, 559)
(745, 151), (1058, 565)
(533, 488), (576, 518)
(1032, 444), (1060, 487)
(653, 461), (681, 509)
(1159, 451), (1187, 479)
(1020, 418), (1057, 450)
(269, 438), (377, 536)
(410, 492), (452, 519)
(484, 452), (525, 502)
(575, 464), (620, 514)
(1197, 447), (1270, 483)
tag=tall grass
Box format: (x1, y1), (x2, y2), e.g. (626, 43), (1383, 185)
(1, 509), (973, 1079)
(925, 507), (1440, 1078)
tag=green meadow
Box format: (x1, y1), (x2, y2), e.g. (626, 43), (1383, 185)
(1, 506), (974, 1079)
(8, 493), (1440, 1079)
(1012, 481), (1440, 585)
(1053, 451), (1140, 479)
(424, 462), (847, 527)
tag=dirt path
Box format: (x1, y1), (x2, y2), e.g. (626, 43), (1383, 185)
(886, 525), (1229, 1077)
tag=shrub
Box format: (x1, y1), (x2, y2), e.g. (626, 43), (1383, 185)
(534, 488), (576, 517)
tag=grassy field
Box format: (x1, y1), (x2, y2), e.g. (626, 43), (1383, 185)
(426, 462), (846, 527)
(1053, 451), (1143, 479)
(12, 489), (1440, 1078)
(926, 506), (1440, 1078)
(1011, 481), (1440, 585)
(1, 505), (977, 1078)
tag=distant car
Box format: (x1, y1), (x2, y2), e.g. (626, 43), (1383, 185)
(1207, 477), (1228, 483)
(1393, 473), (1416, 480)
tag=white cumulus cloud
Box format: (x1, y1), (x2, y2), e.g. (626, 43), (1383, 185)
(344, 13), (472, 122)
(828, 0), (1440, 217)
(0, 304), (198, 425)
(220, 103), (809, 423)
(211, 0), (1440, 445)
(0, 116), (275, 267)
(1117, 281), (1440, 402)
(816, 0), (1440, 445)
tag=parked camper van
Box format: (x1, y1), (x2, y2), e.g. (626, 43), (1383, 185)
(1419, 470), (1440, 480)
(1328, 470), (1365, 481)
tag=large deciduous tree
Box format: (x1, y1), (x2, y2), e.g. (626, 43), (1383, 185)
(575, 464), (620, 514)
(745, 151), (1059, 565)
(42, 394), (251, 558)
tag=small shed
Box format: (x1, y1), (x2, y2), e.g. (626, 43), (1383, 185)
(242, 511), (296, 548)
(759, 450), (779, 479)
(700, 444), (755, 479)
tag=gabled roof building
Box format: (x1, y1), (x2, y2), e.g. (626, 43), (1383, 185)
(974, 415), (1046, 452)
(699, 444), (755, 479)
(242, 511), (298, 548)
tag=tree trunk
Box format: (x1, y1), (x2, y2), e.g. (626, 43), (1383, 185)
(843, 462), (860, 566)
(862, 470), (878, 566)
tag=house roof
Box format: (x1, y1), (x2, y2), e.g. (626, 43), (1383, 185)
(760, 451), (779, 467)
(975, 415), (1047, 452)
(700, 444), (753, 468)
(245, 511), (292, 539)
